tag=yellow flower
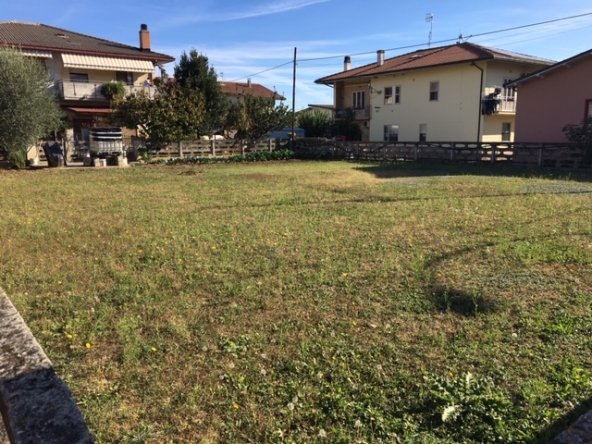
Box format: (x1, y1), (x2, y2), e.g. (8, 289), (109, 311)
(66, 333), (73, 340)
(352, 321), (357, 326)
(342, 273), (348, 277)
(58, 281), (62, 285)
(151, 347), (157, 352)
(86, 342), (92, 349)
(233, 403), (240, 410)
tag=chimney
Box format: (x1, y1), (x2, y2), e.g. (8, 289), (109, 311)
(344, 55), (351, 71)
(377, 50), (385, 66)
(247, 78), (251, 87)
(139, 24), (151, 51)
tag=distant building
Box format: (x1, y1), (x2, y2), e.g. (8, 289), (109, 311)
(509, 48), (592, 143)
(315, 42), (554, 142)
(220, 79), (285, 103)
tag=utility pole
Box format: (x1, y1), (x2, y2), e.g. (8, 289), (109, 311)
(291, 47), (297, 150)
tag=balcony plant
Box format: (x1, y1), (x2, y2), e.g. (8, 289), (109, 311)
(101, 81), (126, 100)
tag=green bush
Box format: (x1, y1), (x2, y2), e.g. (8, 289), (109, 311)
(101, 82), (126, 100)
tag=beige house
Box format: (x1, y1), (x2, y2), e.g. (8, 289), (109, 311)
(220, 79), (285, 103)
(0, 21), (174, 140)
(315, 42), (554, 142)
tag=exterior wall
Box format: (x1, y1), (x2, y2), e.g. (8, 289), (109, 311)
(369, 63), (482, 141)
(514, 56), (592, 142)
(336, 81), (369, 109)
(482, 114), (515, 142)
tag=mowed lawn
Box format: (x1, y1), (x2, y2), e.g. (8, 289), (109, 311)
(1, 161), (592, 443)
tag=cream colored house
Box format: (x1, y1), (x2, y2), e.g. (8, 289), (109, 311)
(316, 43), (554, 142)
(0, 21), (174, 140)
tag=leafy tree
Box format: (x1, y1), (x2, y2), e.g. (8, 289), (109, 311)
(297, 108), (333, 137)
(227, 94), (291, 141)
(563, 116), (592, 159)
(110, 81), (204, 147)
(0, 47), (63, 168)
(174, 50), (227, 136)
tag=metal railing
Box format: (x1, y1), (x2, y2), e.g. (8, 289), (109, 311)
(335, 107), (371, 120)
(52, 80), (157, 100)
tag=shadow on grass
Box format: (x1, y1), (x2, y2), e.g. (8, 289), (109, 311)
(353, 162), (592, 183)
(426, 285), (497, 317)
(532, 396), (592, 443)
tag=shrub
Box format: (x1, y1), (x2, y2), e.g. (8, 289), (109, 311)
(101, 82), (126, 100)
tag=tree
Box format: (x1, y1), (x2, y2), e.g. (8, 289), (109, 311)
(110, 81), (205, 147)
(0, 47), (63, 168)
(227, 94), (291, 141)
(563, 116), (592, 159)
(297, 109), (333, 137)
(174, 50), (227, 136)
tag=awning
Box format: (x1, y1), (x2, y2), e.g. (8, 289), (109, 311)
(22, 49), (52, 58)
(61, 53), (154, 73)
(66, 107), (112, 114)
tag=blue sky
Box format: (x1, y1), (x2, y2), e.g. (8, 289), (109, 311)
(4, 1), (592, 110)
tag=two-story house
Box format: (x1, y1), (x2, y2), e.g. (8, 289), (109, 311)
(0, 21), (174, 141)
(315, 42), (554, 142)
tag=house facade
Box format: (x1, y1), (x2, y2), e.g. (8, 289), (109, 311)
(315, 43), (554, 143)
(510, 48), (592, 143)
(0, 21), (174, 140)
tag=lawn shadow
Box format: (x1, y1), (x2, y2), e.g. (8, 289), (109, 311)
(353, 162), (592, 183)
(426, 284), (498, 317)
(532, 396), (592, 443)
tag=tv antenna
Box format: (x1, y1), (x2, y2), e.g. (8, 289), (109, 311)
(425, 13), (434, 48)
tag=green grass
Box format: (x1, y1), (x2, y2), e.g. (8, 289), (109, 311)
(1, 161), (592, 443)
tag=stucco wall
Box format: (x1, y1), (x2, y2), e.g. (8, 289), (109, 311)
(369, 63), (482, 141)
(514, 56), (592, 143)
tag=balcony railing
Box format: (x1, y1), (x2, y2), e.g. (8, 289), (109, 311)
(481, 96), (516, 115)
(335, 107), (371, 120)
(52, 80), (157, 101)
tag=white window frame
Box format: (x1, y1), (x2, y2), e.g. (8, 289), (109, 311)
(394, 85), (401, 104)
(419, 123), (427, 142)
(502, 122), (512, 142)
(384, 124), (399, 142)
(429, 81), (439, 101)
(353, 91), (365, 109)
(384, 87), (393, 105)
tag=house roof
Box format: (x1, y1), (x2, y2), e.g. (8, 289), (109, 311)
(219, 81), (285, 100)
(315, 42), (555, 84)
(0, 21), (174, 63)
(507, 47), (592, 88)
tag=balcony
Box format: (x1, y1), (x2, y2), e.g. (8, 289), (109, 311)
(335, 107), (371, 120)
(52, 80), (157, 101)
(482, 86), (516, 115)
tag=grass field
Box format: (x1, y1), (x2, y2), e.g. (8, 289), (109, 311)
(1, 161), (592, 443)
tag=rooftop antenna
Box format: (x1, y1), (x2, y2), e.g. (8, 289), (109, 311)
(425, 13), (434, 48)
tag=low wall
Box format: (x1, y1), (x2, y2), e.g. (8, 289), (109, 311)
(0, 289), (93, 444)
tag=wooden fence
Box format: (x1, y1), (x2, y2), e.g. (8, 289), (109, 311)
(293, 140), (592, 169)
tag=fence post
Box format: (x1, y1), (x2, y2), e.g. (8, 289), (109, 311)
(211, 139), (216, 157)
(269, 138), (273, 152)
(241, 140), (245, 156)
(178, 140), (183, 157)
(383, 145), (387, 161)
(450, 143), (455, 161)
(538, 146), (543, 167)
(414, 145), (418, 161)
(491, 144), (496, 164)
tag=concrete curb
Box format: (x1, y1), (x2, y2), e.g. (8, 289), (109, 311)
(0, 289), (93, 444)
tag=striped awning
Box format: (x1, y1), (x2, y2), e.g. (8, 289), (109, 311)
(21, 49), (52, 58)
(61, 53), (154, 73)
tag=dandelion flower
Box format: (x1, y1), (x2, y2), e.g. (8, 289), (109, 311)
(151, 347), (157, 352)
(58, 281), (62, 285)
(355, 419), (362, 428)
(287, 402), (295, 411)
(86, 342), (92, 349)
(342, 273), (348, 277)
(66, 333), (73, 340)
(233, 403), (240, 410)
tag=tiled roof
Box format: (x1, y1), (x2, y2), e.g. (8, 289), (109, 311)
(316, 42), (555, 84)
(220, 81), (285, 100)
(0, 21), (174, 62)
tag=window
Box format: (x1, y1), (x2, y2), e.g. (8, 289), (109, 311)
(429, 81), (439, 101)
(116, 71), (134, 85)
(384, 86), (400, 105)
(502, 122), (511, 142)
(69, 72), (89, 83)
(384, 124), (399, 142)
(384, 87), (393, 105)
(353, 91), (365, 109)
(419, 124), (427, 142)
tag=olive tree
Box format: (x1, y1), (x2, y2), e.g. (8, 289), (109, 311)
(0, 47), (63, 168)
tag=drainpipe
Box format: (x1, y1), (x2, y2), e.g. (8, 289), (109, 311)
(471, 62), (484, 142)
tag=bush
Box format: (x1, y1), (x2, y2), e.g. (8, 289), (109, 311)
(101, 82), (126, 100)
